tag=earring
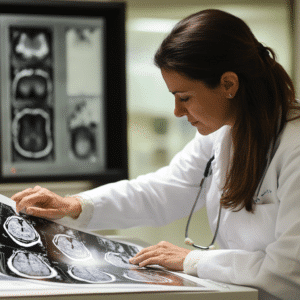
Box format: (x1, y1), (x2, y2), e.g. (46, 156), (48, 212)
(229, 94), (232, 98)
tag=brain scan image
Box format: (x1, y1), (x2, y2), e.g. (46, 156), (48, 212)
(8, 251), (57, 279)
(71, 126), (95, 159)
(68, 265), (115, 283)
(14, 32), (50, 61)
(105, 252), (138, 269)
(53, 234), (91, 261)
(12, 108), (53, 159)
(12, 69), (52, 100)
(4, 216), (40, 247)
(123, 269), (173, 284)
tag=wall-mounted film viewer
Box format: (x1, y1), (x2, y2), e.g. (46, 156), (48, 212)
(0, 0), (127, 184)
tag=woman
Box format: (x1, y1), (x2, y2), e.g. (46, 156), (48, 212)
(12, 9), (300, 299)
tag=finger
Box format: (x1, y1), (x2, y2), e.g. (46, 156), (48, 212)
(138, 255), (182, 271)
(12, 186), (42, 201)
(16, 194), (40, 212)
(16, 192), (44, 213)
(138, 257), (162, 268)
(11, 188), (35, 202)
(133, 245), (160, 258)
(26, 207), (65, 219)
(130, 250), (159, 265)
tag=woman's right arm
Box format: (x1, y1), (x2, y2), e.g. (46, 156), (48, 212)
(72, 129), (218, 231)
(12, 129), (218, 230)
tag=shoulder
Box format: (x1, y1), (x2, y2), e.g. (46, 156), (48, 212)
(278, 116), (300, 151)
(174, 125), (229, 168)
(272, 116), (300, 171)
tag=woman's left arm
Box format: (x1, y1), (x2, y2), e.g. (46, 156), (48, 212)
(130, 145), (300, 299)
(183, 145), (300, 299)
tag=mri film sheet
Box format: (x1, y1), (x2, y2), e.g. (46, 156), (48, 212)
(0, 202), (203, 287)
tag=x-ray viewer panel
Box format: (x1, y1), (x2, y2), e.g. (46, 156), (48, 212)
(0, 14), (106, 179)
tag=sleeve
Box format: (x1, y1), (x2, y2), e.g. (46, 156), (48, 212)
(58, 131), (215, 231)
(183, 145), (300, 300)
(54, 195), (94, 230)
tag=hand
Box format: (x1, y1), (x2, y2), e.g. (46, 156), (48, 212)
(11, 186), (82, 220)
(129, 241), (191, 271)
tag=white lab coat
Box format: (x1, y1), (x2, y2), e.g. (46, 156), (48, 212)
(58, 117), (300, 300)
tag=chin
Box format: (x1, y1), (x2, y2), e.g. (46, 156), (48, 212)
(196, 125), (221, 136)
(197, 128), (212, 136)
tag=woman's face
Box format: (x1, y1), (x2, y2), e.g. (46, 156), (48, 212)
(161, 69), (237, 135)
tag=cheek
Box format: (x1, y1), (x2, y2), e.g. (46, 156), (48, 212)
(189, 102), (217, 121)
(190, 95), (215, 115)
(205, 96), (231, 121)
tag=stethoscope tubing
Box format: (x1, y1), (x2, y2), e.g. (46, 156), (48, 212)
(184, 155), (221, 250)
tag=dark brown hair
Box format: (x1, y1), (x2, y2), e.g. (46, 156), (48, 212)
(154, 9), (298, 212)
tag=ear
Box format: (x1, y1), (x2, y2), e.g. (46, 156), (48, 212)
(220, 72), (239, 99)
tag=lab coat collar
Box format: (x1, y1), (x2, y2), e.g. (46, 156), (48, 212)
(211, 125), (233, 190)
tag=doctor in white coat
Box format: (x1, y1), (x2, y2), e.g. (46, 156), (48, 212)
(12, 9), (300, 300)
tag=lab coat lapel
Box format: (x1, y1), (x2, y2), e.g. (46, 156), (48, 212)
(212, 125), (233, 191)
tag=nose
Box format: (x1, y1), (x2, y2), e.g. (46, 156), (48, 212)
(174, 99), (187, 118)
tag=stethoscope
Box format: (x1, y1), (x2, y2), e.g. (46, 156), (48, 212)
(184, 155), (221, 250)
(184, 141), (275, 250)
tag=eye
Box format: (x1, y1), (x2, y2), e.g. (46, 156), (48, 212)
(179, 97), (190, 102)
